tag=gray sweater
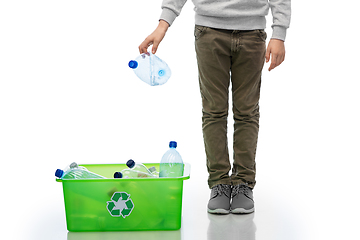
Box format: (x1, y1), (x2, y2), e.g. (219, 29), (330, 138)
(160, 0), (291, 41)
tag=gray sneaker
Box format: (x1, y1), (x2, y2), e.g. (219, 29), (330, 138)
(231, 184), (255, 214)
(207, 184), (231, 214)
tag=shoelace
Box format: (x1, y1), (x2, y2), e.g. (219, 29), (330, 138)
(231, 184), (250, 198)
(213, 184), (231, 198)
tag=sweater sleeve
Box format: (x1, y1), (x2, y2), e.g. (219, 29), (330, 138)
(160, 0), (188, 26)
(269, 0), (291, 41)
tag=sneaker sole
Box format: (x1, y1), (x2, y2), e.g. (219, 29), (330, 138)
(231, 207), (255, 214)
(207, 208), (230, 214)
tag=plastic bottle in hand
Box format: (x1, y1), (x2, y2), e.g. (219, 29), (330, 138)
(128, 53), (171, 86)
(55, 162), (106, 179)
(159, 141), (184, 178)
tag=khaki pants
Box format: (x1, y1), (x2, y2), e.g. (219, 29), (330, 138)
(194, 26), (267, 189)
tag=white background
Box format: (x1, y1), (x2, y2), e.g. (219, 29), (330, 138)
(1, 0), (359, 239)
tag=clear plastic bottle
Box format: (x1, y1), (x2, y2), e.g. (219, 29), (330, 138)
(148, 166), (159, 177)
(55, 162), (106, 179)
(126, 159), (153, 175)
(159, 141), (184, 178)
(113, 169), (155, 179)
(128, 53), (171, 86)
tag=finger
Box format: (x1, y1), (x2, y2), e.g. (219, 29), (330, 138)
(139, 46), (144, 54)
(139, 46), (147, 54)
(268, 63), (276, 71)
(151, 47), (157, 54)
(268, 54), (278, 71)
(139, 38), (153, 54)
(269, 52), (286, 71)
(275, 53), (285, 68)
(278, 55), (284, 67)
(139, 43), (151, 54)
(152, 41), (158, 54)
(138, 43), (147, 54)
(265, 47), (271, 63)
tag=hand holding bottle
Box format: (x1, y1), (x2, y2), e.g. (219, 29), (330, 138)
(139, 20), (169, 54)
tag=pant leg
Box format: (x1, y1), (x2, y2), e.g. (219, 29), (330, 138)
(194, 26), (232, 188)
(230, 30), (267, 189)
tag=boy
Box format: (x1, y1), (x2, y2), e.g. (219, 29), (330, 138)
(139, 0), (291, 214)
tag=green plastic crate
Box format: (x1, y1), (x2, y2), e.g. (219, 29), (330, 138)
(56, 162), (190, 231)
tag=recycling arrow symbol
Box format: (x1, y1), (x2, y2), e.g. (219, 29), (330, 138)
(107, 192), (134, 218)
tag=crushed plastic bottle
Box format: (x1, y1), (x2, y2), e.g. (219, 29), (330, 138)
(128, 53), (171, 86)
(55, 162), (106, 179)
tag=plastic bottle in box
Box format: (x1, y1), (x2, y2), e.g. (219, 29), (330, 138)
(55, 162), (106, 179)
(159, 141), (184, 177)
(126, 159), (153, 175)
(113, 169), (156, 179)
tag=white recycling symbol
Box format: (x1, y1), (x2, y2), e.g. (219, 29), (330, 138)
(106, 192), (134, 218)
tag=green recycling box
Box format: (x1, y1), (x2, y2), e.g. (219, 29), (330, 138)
(56, 162), (190, 231)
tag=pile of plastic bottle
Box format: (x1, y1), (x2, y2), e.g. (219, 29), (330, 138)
(55, 141), (183, 179)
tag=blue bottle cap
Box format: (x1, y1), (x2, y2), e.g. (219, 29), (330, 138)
(128, 60), (138, 69)
(114, 172), (123, 178)
(169, 141), (177, 148)
(126, 159), (135, 168)
(158, 69), (165, 76)
(55, 169), (64, 178)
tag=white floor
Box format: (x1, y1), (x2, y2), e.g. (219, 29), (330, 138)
(5, 159), (360, 240)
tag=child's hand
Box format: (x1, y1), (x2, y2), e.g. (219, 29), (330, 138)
(265, 39), (286, 71)
(139, 20), (169, 54)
